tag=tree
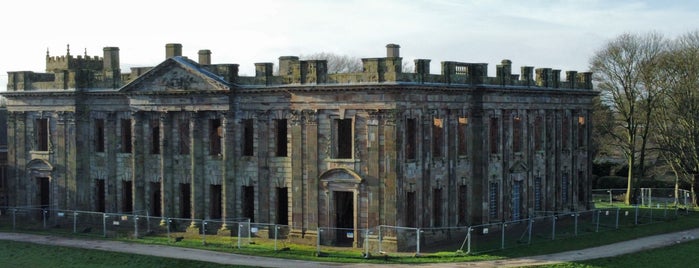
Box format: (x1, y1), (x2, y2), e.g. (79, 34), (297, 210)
(590, 32), (667, 205)
(301, 52), (363, 74)
(652, 31), (699, 206)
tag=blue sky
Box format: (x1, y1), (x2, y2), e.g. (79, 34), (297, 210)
(1, 0), (697, 90)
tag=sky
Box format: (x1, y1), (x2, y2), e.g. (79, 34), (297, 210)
(1, 0), (698, 90)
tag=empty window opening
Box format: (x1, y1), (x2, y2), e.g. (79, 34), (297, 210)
(38, 177), (49, 209)
(406, 191), (416, 227)
(335, 119), (353, 159)
(243, 119), (254, 156)
(458, 185), (467, 225)
(151, 121), (160, 154)
(210, 119), (222, 156)
(121, 119), (132, 153)
(432, 118), (443, 158)
(490, 117), (499, 154)
(406, 118), (417, 160)
(210, 184), (222, 219)
(577, 116), (586, 148)
(36, 118), (49, 151)
(242, 186), (255, 222)
(96, 179), (105, 212)
(275, 119), (288, 157)
(458, 117), (468, 156)
(513, 115), (522, 153)
(180, 183), (191, 218)
(276, 187), (289, 225)
(179, 119), (190, 155)
(95, 119), (105, 152)
(562, 116), (569, 150)
(433, 188), (443, 227)
(122, 181), (132, 213)
(150, 182), (161, 217)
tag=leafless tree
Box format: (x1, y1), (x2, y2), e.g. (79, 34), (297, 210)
(590, 32), (667, 205)
(301, 52), (363, 74)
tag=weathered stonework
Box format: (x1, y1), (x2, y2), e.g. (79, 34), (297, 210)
(1, 43), (596, 249)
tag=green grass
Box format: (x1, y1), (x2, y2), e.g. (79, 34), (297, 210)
(2, 208), (699, 265)
(537, 237), (699, 267)
(0, 239), (251, 268)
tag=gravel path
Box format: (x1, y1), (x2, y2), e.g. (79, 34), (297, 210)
(2, 228), (698, 267)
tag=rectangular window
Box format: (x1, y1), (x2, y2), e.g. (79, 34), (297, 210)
(490, 117), (499, 154)
(513, 181), (522, 220)
(95, 119), (105, 153)
(489, 182), (498, 219)
(577, 116), (586, 148)
(242, 186), (255, 222)
(513, 115), (522, 153)
(243, 119), (254, 156)
(180, 183), (191, 218)
(534, 177), (542, 211)
(406, 191), (416, 227)
(458, 117), (468, 156)
(151, 121), (160, 154)
(96, 179), (105, 212)
(433, 188), (443, 227)
(36, 118), (49, 151)
(179, 119), (190, 155)
(432, 118), (443, 158)
(334, 118), (353, 159)
(562, 116), (569, 150)
(210, 184), (222, 219)
(121, 119), (132, 153)
(458, 185), (468, 226)
(210, 119), (222, 156)
(275, 119), (288, 157)
(122, 181), (132, 213)
(276, 187), (289, 225)
(561, 173), (569, 205)
(406, 118), (417, 160)
(150, 182), (161, 217)
(534, 116), (543, 151)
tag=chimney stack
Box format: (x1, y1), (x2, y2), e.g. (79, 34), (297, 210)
(166, 43), (183, 59)
(198, 49), (211, 65)
(386, 44), (400, 58)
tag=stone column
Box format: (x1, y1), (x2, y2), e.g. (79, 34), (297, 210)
(382, 111), (397, 226)
(290, 111), (305, 229)
(366, 111), (380, 228)
(470, 92), (485, 224)
(189, 112), (205, 230)
(106, 113), (118, 212)
(220, 112), (236, 233)
(131, 112), (145, 214)
(256, 112), (270, 223)
(304, 110), (319, 229)
(159, 112), (173, 224)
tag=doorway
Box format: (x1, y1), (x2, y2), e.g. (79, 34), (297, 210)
(37, 177), (49, 209)
(334, 191), (354, 246)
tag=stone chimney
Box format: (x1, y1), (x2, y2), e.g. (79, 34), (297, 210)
(103, 47), (120, 71)
(166, 43), (183, 59)
(198, 49), (211, 65)
(386, 44), (400, 58)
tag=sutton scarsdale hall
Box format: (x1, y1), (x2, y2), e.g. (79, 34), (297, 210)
(0, 43), (595, 248)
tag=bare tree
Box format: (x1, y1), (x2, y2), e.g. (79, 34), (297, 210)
(653, 31), (699, 206)
(301, 52), (363, 74)
(590, 32), (667, 205)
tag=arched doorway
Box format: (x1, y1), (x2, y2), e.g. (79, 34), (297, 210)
(27, 159), (54, 216)
(319, 168), (363, 247)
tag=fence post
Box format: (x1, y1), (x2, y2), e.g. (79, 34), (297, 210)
(247, 219), (252, 244)
(635, 206), (639, 225)
(134, 215), (139, 238)
(364, 228), (370, 258)
(608, 189), (612, 205)
(528, 217), (533, 244)
(12, 208), (16, 231)
(467, 227), (472, 254)
(73, 212), (78, 233)
(501, 222), (506, 249)
(416, 228), (421, 256)
(166, 218), (171, 243)
(43, 209), (47, 229)
(202, 220), (207, 245)
(615, 208), (620, 229)
(596, 210), (600, 232)
(574, 213), (578, 236)
(238, 223), (242, 249)
(103, 213), (107, 237)
(316, 227), (322, 255)
(274, 224), (279, 251)
(552, 216), (556, 240)
(378, 225), (383, 253)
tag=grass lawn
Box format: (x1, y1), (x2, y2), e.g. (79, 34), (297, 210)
(0, 239), (251, 268)
(537, 237), (699, 267)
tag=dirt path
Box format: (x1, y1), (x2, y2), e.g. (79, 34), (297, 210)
(1, 228), (698, 267)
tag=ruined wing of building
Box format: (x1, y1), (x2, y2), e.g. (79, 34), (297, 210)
(0, 43), (596, 249)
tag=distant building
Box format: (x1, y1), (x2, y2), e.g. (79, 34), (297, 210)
(1, 43), (596, 248)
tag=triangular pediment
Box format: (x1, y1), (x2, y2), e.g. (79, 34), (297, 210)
(120, 56), (232, 93)
(509, 160), (528, 173)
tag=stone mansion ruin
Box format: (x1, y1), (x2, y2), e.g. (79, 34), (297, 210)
(1, 43), (595, 248)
